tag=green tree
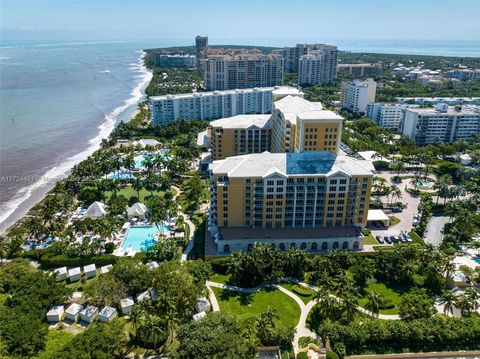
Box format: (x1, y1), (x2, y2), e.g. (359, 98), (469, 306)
(399, 288), (435, 320)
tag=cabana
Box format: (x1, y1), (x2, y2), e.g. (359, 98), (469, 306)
(68, 267), (82, 282)
(195, 297), (211, 313)
(99, 306), (118, 323)
(127, 203), (148, 221)
(120, 297), (134, 315)
(54, 267), (68, 281)
(83, 264), (96, 279)
(99, 264), (113, 275)
(83, 201), (107, 219)
(193, 311), (207, 321)
(147, 261), (159, 270)
(80, 305), (99, 324)
(136, 290), (150, 302)
(136, 138), (160, 148)
(65, 303), (83, 322)
(46, 305), (64, 323)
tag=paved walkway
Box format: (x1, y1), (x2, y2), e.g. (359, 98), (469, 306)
(206, 278), (400, 353)
(171, 185), (196, 262)
(424, 216), (450, 247)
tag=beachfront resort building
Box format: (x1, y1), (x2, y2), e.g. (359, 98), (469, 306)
(203, 52), (284, 91)
(208, 151), (373, 254)
(402, 104), (480, 145)
(150, 86), (302, 124)
(337, 63), (382, 77)
(340, 78), (377, 114)
(208, 96), (343, 159)
(283, 43), (338, 75)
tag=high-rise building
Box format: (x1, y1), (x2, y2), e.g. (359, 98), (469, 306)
(150, 86), (301, 124)
(209, 151), (373, 253)
(402, 104), (480, 145)
(210, 115), (272, 160)
(298, 47), (338, 85)
(337, 63), (383, 77)
(203, 53), (284, 91)
(445, 69), (480, 81)
(271, 96), (343, 154)
(340, 78), (377, 114)
(366, 103), (412, 132)
(195, 35), (208, 68)
(156, 54), (196, 68)
(283, 43), (338, 76)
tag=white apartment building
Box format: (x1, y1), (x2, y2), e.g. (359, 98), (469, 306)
(341, 78), (377, 114)
(366, 103), (414, 132)
(150, 86), (302, 124)
(445, 69), (480, 81)
(283, 43), (338, 74)
(402, 104), (480, 145)
(298, 47), (338, 85)
(203, 53), (284, 91)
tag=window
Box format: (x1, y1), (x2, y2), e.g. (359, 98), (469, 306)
(247, 244), (253, 252)
(342, 241), (349, 250)
(279, 243), (285, 251)
(353, 241), (359, 249)
(301, 242), (307, 250)
(322, 242), (328, 251)
(333, 242), (339, 249)
(223, 244), (230, 253)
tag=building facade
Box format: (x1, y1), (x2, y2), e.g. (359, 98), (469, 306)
(445, 69), (480, 81)
(150, 86), (301, 124)
(156, 54), (195, 68)
(203, 53), (284, 91)
(366, 103), (412, 132)
(195, 35), (208, 68)
(283, 43), (338, 75)
(271, 96), (343, 154)
(298, 47), (339, 85)
(337, 63), (382, 77)
(210, 115), (272, 160)
(209, 151), (372, 253)
(340, 78), (377, 114)
(402, 104), (480, 145)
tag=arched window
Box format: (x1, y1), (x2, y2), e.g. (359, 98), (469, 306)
(300, 242), (307, 250)
(322, 242), (328, 251)
(271, 243), (276, 249)
(353, 241), (359, 249)
(333, 242), (339, 249)
(223, 244), (230, 253)
(247, 243), (253, 252)
(290, 242), (296, 248)
(279, 243), (285, 251)
(342, 241), (349, 250)
(311, 242), (318, 251)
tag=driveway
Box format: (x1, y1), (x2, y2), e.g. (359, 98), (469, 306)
(424, 216), (450, 247)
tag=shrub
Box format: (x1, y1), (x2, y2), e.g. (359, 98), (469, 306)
(291, 285), (313, 297)
(373, 160), (390, 171)
(326, 352), (339, 359)
(296, 352), (308, 359)
(208, 257), (231, 274)
(40, 254), (118, 268)
(104, 242), (115, 254)
(378, 300), (396, 310)
(298, 336), (321, 348)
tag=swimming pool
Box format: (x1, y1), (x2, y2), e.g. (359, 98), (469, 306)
(121, 225), (170, 252)
(414, 181), (431, 188)
(134, 155), (148, 169)
(108, 172), (134, 180)
(475, 257), (480, 265)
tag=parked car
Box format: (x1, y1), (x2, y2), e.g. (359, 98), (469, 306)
(392, 207), (402, 213)
(376, 235), (384, 244)
(390, 235), (397, 243)
(384, 236), (391, 244)
(414, 214), (420, 220)
(413, 219), (419, 227)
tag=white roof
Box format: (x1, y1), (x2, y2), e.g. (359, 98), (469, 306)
(274, 95), (323, 114)
(272, 86), (303, 97)
(367, 209), (390, 222)
(136, 290), (150, 301)
(55, 267), (67, 274)
(80, 305), (98, 317)
(147, 261), (159, 269)
(100, 264), (113, 274)
(84, 201), (106, 218)
(99, 306), (117, 318)
(120, 297), (134, 308)
(68, 267), (81, 276)
(137, 139), (160, 148)
(83, 264), (96, 273)
(460, 154), (472, 160)
(197, 130), (207, 146)
(66, 303), (83, 315)
(210, 114), (272, 129)
(127, 202), (148, 216)
(357, 151), (388, 162)
(210, 151), (373, 179)
(193, 311), (207, 321)
(47, 305), (64, 316)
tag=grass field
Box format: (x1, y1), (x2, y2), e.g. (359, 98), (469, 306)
(211, 287), (301, 327)
(281, 283), (317, 304)
(357, 282), (405, 315)
(363, 234), (379, 245)
(210, 273), (231, 284)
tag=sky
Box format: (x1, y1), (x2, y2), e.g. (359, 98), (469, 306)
(1, 0), (479, 43)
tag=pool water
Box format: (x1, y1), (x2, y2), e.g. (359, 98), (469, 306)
(475, 257), (480, 264)
(121, 225), (170, 252)
(415, 181), (431, 188)
(108, 172), (134, 180)
(134, 155), (148, 169)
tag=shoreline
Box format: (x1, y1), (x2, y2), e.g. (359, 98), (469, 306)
(0, 50), (153, 235)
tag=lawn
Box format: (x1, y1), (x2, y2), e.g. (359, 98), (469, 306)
(105, 186), (164, 202)
(33, 329), (75, 359)
(389, 216), (401, 227)
(210, 273), (231, 284)
(281, 283), (317, 304)
(357, 282), (405, 315)
(211, 287), (301, 328)
(363, 234), (379, 245)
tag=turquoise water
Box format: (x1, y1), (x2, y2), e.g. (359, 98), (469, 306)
(475, 257), (480, 265)
(122, 225), (170, 252)
(108, 172), (134, 180)
(134, 155), (148, 169)
(415, 181), (431, 188)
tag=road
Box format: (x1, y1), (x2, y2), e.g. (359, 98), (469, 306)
(424, 216), (450, 247)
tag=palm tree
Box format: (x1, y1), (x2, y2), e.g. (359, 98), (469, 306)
(455, 293), (475, 317)
(130, 305), (144, 345)
(123, 152), (135, 175)
(365, 291), (385, 317)
(439, 289), (456, 316)
(315, 290), (339, 321)
(132, 175), (144, 201)
(465, 288), (480, 312)
(342, 293), (358, 322)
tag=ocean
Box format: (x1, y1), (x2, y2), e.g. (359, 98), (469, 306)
(0, 38), (478, 233)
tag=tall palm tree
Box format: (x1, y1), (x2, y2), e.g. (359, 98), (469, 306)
(365, 291), (384, 317)
(455, 293), (475, 317)
(439, 289), (456, 316)
(132, 176), (144, 201)
(315, 290), (339, 321)
(342, 293), (359, 322)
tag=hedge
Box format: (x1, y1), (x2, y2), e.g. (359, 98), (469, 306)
(39, 254), (118, 268)
(208, 257), (231, 274)
(291, 285), (313, 297)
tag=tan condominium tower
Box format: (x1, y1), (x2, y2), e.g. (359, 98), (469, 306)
(209, 151), (373, 254)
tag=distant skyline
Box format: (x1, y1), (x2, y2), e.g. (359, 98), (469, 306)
(1, 0), (479, 42)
